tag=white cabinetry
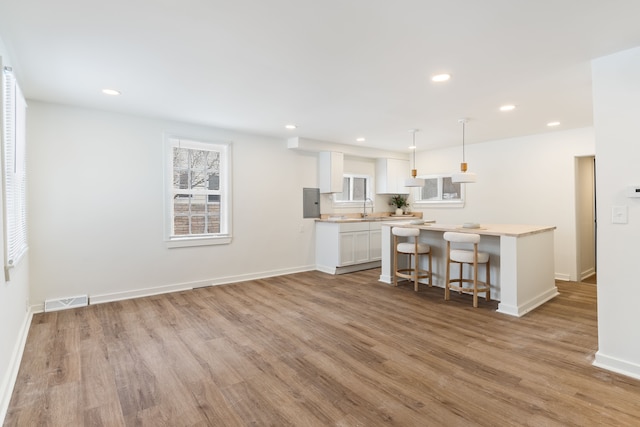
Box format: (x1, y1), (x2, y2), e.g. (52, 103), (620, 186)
(376, 158), (409, 194)
(339, 229), (370, 266)
(316, 221), (382, 274)
(319, 151), (344, 193)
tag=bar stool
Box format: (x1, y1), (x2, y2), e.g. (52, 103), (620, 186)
(392, 227), (432, 291)
(443, 231), (490, 308)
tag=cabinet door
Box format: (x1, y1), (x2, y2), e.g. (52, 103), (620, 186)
(389, 158), (410, 194)
(319, 151), (344, 193)
(339, 232), (356, 266)
(369, 228), (382, 261)
(376, 158), (409, 194)
(353, 231), (370, 264)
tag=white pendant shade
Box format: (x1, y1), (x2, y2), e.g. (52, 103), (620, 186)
(404, 177), (425, 187)
(451, 172), (477, 183)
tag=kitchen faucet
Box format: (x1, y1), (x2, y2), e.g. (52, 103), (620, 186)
(363, 198), (373, 218)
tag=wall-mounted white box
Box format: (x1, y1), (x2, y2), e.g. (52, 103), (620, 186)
(627, 186), (640, 198)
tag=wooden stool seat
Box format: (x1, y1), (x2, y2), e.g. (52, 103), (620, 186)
(392, 227), (432, 291)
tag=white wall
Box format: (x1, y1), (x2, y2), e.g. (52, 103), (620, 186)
(0, 41), (32, 422)
(592, 46), (640, 378)
(27, 102), (318, 306)
(413, 127), (595, 281)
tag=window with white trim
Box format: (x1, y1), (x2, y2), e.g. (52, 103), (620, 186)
(165, 137), (231, 247)
(333, 174), (372, 204)
(414, 174), (464, 207)
(2, 66), (28, 274)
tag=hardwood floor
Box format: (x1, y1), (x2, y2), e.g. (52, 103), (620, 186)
(5, 269), (640, 426)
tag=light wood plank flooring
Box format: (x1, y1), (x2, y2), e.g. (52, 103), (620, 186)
(5, 269), (640, 426)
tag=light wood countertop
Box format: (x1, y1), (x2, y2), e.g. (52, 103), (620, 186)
(380, 222), (556, 237)
(316, 213), (422, 223)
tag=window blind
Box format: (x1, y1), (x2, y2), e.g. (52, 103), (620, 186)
(2, 67), (28, 273)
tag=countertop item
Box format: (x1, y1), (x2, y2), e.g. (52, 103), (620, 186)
(462, 222), (481, 229)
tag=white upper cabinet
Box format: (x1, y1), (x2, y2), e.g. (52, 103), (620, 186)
(375, 158), (409, 194)
(319, 151), (344, 193)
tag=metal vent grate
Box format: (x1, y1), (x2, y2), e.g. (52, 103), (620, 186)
(44, 295), (89, 312)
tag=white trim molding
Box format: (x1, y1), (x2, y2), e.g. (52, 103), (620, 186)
(0, 308), (33, 424)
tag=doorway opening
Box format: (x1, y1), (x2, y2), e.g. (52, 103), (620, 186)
(576, 156), (596, 284)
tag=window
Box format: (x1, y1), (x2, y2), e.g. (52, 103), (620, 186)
(333, 174), (371, 204)
(165, 137), (231, 247)
(414, 174), (464, 207)
(2, 67), (28, 273)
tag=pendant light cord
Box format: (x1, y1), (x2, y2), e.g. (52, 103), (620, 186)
(461, 120), (466, 163)
(412, 131), (416, 169)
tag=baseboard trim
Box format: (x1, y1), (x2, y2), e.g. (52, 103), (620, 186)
(90, 282), (195, 305)
(88, 265), (317, 305)
(334, 261), (381, 275)
(497, 286), (559, 317)
(204, 265), (316, 287)
(378, 273), (392, 284)
(0, 308), (33, 425)
(316, 262), (383, 276)
(316, 265), (337, 275)
(580, 269), (596, 281)
(593, 351), (640, 381)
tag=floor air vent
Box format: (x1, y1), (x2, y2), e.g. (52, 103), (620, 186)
(44, 295), (89, 312)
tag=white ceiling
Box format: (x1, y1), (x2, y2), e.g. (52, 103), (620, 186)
(2, 0), (640, 152)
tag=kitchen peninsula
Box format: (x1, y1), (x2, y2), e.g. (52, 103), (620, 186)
(380, 222), (558, 317)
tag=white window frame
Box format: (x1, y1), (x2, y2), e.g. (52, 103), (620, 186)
(2, 66), (28, 277)
(164, 135), (232, 248)
(413, 173), (465, 208)
(332, 173), (372, 207)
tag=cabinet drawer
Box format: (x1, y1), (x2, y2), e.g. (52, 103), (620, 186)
(368, 222), (382, 231)
(339, 222), (370, 233)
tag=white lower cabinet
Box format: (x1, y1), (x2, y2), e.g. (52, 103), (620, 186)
(316, 221), (382, 274)
(340, 230), (370, 266)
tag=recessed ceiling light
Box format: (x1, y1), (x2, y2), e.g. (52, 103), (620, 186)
(547, 121), (561, 127)
(500, 105), (516, 111)
(431, 73), (451, 82)
(102, 89), (121, 96)
(285, 124), (297, 130)
(356, 137), (366, 142)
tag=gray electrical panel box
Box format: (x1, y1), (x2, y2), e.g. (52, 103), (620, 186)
(303, 188), (320, 218)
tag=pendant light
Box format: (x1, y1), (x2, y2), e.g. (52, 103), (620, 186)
(404, 129), (425, 187)
(451, 118), (477, 183)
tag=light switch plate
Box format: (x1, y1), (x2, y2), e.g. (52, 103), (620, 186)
(612, 205), (628, 224)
